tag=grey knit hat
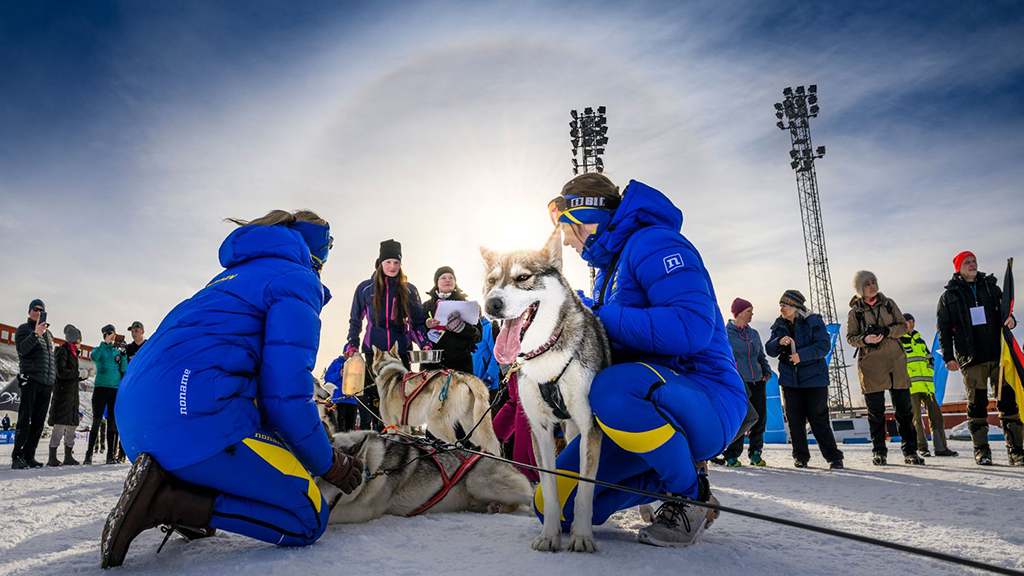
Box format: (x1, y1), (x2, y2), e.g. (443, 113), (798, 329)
(63, 324), (82, 343)
(853, 270), (878, 297)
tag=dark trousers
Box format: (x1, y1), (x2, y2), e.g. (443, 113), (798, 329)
(864, 387), (917, 456)
(356, 352), (384, 432)
(12, 380), (53, 461)
(723, 381), (768, 459)
(783, 386), (843, 463)
(87, 387), (119, 457)
(334, 403), (357, 432)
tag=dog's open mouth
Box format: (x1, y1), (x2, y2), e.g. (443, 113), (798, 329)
(493, 302), (538, 364)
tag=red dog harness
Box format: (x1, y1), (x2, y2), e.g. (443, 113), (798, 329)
(399, 369), (452, 426)
(407, 446), (482, 516)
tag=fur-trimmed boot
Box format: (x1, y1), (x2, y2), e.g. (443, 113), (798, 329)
(64, 446), (80, 466)
(1003, 418), (1024, 466)
(46, 447), (62, 467)
(970, 420), (992, 466)
(100, 453), (216, 569)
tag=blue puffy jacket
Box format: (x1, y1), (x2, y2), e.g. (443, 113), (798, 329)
(584, 180), (743, 396)
(116, 225), (334, 475)
(726, 320), (772, 384)
(764, 313), (831, 388)
(473, 317), (501, 390)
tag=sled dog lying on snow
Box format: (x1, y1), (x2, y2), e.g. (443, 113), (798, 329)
(480, 232), (612, 553)
(370, 344), (502, 456)
(314, 430), (534, 524)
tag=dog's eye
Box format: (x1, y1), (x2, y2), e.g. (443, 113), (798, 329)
(515, 274), (532, 283)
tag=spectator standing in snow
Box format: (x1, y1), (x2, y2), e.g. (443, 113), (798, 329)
(103, 209), (363, 568)
(124, 321), (146, 363)
(847, 271), (923, 466)
(86, 324), (127, 465)
(2, 414), (10, 431)
(422, 266), (482, 373)
(937, 251), (1022, 466)
(324, 355), (358, 432)
(765, 290), (844, 469)
(344, 239), (428, 430)
(720, 298), (772, 467)
(899, 313), (957, 458)
(48, 324), (84, 466)
(11, 299), (56, 469)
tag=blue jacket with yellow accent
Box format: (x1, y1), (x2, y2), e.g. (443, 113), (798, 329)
(116, 225), (334, 475)
(585, 180), (743, 397)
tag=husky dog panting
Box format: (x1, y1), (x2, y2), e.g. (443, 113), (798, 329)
(480, 231), (612, 553)
(371, 343), (502, 456)
(315, 430), (534, 524)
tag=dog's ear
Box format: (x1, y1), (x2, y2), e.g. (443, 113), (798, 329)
(480, 246), (498, 268)
(389, 341), (399, 357)
(540, 228), (563, 271)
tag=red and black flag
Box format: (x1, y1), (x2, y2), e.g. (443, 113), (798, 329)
(1000, 258), (1024, 410)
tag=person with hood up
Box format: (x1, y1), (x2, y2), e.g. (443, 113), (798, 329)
(720, 298), (772, 467)
(765, 290), (844, 469)
(48, 324), (84, 466)
(422, 266), (482, 373)
(344, 239), (428, 429)
(847, 271), (923, 466)
(101, 210), (364, 569)
(545, 174), (747, 548)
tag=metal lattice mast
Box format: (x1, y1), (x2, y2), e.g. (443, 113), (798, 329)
(774, 85), (853, 415)
(569, 106), (609, 291)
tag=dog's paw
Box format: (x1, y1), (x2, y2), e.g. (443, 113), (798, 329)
(487, 502), (503, 514)
(568, 534), (597, 553)
(531, 533), (561, 552)
(638, 504), (656, 524)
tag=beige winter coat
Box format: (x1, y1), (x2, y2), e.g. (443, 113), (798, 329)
(846, 293), (910, 394)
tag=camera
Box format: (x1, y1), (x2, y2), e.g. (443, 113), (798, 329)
(865, 324), (889, 337)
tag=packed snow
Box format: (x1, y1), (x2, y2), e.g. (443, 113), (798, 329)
(2, 440), (1021, 576)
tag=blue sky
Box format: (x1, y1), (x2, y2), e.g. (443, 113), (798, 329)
(2, 1), (1022, 402)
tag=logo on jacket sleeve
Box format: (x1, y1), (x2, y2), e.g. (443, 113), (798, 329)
(663, 253), (684, 273)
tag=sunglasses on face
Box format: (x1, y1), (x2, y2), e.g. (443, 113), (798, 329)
(31, 307), (44, 312)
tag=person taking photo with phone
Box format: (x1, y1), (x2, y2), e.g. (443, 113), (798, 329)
(11, 299), (56, 469)
(87, 324), (128, 465)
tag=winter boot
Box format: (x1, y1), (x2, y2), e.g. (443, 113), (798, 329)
(904, 453), (926, 465)
(725, 458), (742, 467)
(793, 459), (808, 468)
(64, 446), (80, 466)
(47, 447), (62, 467)
(83, 451), (93, 465)
(100, 453), (216, 569)
(749, 450), (766, 467)
(918, 448), (931, 457)
(934, 448), (959, 457)
(26, 454), (44, 468)
(872, 453), (887, 466)
(829, 460), (844, 470)
(637, 476), (719, 548)
(1003, 418), (1024, 466)
(970, 420), (992, 466)
(11, 455), (29, 470)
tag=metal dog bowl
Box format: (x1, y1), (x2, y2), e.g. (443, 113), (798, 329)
(408, 349), (443, 364)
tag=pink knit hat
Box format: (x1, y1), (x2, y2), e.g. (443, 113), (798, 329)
(731, 297), (753, 317)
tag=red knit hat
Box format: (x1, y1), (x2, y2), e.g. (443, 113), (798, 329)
(731, 297), (753, 317)
(953, 251), (975, 272)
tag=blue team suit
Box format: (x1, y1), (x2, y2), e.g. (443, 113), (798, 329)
(116, 224), (334, 546)
(538, 181), (747, 529)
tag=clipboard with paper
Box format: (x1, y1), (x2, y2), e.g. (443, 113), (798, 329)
(433, 300), (481, 326)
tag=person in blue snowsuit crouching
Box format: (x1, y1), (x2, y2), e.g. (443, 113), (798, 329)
(101, 210), (364, 568)
(544, 174), (747, 547)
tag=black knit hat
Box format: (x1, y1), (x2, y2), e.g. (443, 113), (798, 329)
(101, 324), (116, 336)
(28, 298), (45, 312)
(434, 266), (455, 287)
(779, 289), (806, 311)
(904, 313), (915, 322)
(378, 239), (402, 264)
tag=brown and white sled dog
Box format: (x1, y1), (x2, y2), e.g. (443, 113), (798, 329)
(314, 429), (534, 524)
(370, 344), (502, 456)
(480, 232), (612, 553)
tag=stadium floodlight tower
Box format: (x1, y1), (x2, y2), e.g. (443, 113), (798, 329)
(774, 85), (853, 416)
(570, 106), (608, 175)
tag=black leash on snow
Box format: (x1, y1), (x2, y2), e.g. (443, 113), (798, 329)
(346, 396), (1021, 576)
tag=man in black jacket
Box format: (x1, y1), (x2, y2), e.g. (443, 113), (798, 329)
(937, 252), (1022, 466)
(12, 299), (57, 469)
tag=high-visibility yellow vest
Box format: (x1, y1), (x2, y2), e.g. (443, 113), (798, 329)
(900, 330), (935, 394)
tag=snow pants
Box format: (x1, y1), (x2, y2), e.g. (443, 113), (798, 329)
(171, 430), (329, 546)
(535, 362), (745, 530)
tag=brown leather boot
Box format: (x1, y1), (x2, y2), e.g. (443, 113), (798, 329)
(100, 453), (216, 568)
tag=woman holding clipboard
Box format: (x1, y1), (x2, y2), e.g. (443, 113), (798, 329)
(421, 266), (482, 373)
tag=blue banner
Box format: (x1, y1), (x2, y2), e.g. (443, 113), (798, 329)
(763, 371), (787, 443)
(931, 332), (948, 406)
(824, 323), (841, 367)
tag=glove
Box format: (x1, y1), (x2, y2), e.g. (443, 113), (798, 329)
(446, 311), (465, 333)
(576, 289), (594, 309)
(321, 448), (364, 494)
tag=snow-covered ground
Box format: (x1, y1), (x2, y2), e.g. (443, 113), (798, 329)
(1, 440), (1021, 576)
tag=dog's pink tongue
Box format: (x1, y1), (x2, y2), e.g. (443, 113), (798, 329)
(494, 315), (526, 364)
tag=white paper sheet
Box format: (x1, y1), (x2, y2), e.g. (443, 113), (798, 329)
(434, 300), (481, 325)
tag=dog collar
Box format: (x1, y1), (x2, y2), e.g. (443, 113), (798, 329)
(520, 330), (562, 360)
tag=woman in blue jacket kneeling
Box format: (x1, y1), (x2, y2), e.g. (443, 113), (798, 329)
(102, 210), (363, 568)
(548, 174), (747, 547)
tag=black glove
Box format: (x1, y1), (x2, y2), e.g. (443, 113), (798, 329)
(321, 448), (364, 493)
